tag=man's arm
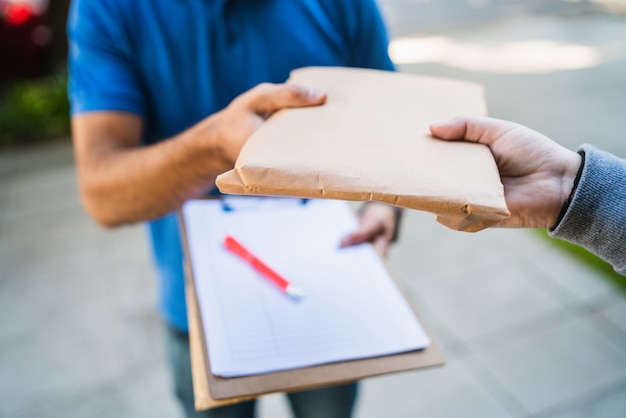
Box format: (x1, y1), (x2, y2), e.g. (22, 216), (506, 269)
(72, 84), (326, 228)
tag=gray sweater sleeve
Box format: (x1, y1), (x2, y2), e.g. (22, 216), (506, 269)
(549, 144), (626, 275)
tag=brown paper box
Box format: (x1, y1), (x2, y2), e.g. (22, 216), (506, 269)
(216, 67), (509, 232)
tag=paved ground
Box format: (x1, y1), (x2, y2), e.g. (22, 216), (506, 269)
(1, 1), (626, 417)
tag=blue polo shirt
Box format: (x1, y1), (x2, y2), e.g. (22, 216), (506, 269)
(68, 0), (394, 332)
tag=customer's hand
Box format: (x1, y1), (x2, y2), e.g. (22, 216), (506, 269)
(430, 117), (582, 229)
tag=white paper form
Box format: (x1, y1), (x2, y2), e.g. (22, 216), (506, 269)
(182, 197), (431, 377)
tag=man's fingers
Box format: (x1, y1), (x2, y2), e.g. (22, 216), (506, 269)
(372, 236), (390, 258)
(339, 229), (369, 248)
(339, 219), (387, 249)
(242, 83), (327, 117)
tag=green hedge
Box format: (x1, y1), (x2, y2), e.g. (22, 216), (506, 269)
(0, 72), (70, 147)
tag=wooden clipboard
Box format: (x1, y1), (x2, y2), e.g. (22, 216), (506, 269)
(180, 200), (446, 411)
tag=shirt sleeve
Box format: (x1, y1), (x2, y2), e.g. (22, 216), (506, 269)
(549, 144), (626, 275)
(67, 0), (145, 117)
(344, 0), (395, 71)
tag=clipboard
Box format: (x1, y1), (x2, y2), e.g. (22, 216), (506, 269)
(179, 198), (446, 411)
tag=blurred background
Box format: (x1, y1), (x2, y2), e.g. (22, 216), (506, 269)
(1, 1), (626, 417)
(0, 0), (69, 146)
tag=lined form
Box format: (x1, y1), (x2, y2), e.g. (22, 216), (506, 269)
(182, 198), (431, 377)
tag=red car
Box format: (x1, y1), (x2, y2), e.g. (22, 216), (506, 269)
(0, 0), (53, 79)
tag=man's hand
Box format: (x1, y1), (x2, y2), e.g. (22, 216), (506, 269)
(430, 117), (582, 229)
(339, 203), (399, 257)
(209, 83), (327, 170)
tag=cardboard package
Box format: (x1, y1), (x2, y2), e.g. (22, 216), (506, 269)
(216, 67), (510, 232)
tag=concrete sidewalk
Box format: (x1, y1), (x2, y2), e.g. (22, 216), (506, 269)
(2, 4), (626, 418)
(2, 135), (625, 418)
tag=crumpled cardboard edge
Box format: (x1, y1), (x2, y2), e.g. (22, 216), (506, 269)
(216, 169), (509, 232)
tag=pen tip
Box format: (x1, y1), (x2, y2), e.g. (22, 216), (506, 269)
(286, 285), (305, 301)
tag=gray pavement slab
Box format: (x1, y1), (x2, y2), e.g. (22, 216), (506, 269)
(379, 0), (613, 35)
(473, 315), (626, 415)
(602, 298), (626, 334)
(355, 359), (513, 418)
(545, 384), (626, 418)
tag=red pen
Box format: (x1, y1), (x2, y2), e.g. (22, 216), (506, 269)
(223, 235), (305, 300)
